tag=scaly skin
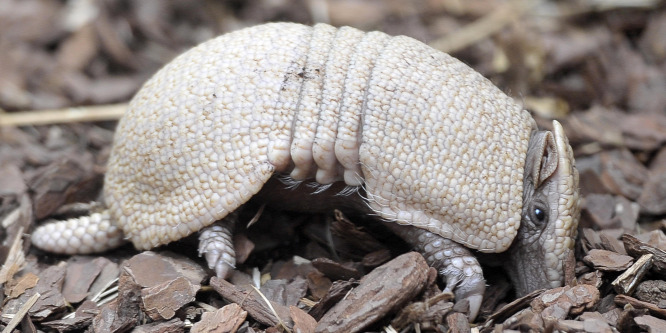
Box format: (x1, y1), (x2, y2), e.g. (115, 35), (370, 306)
(31, 23), (580, 321)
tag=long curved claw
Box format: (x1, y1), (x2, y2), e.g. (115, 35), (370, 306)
(442, 266), (485, 321)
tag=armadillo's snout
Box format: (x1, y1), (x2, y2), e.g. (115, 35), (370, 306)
(506, 120), (580, 296)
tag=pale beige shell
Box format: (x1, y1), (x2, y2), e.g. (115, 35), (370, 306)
(103, 23), (535, 253)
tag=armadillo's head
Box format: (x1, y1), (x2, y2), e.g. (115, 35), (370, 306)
(506, 120), (580, 296)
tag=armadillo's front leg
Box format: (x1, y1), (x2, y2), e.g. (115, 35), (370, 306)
(198, 213), (237, 278)
(385, 223), (485, 321)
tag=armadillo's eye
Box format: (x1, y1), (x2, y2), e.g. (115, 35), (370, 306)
(530, 200), (549, 225)
(534, 208), (546, 222)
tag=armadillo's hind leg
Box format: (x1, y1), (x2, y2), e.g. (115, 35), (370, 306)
(385, 223), (485, 321)
(198, 212), (237, 278)
(31, 210), (126, 254)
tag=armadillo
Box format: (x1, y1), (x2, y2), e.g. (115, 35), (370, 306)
(31, 22), (580, 320)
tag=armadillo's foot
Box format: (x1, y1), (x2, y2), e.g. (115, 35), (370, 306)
(31, 210), (126, 254)
(384, 223), (486, 321)
(198, 214), (237, 278)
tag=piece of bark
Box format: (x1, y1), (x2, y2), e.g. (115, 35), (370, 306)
(623, 234), (666, 274)
(142, 276), (199, 320)
(391, 292), (454, 330)
(617, 307), (650, 332)
(315, 252), (429, 333)
(0, 164), (27, 196)
(612, 254), (653, 295)
(87, 259), (120, 301)
(210, 277), (293, 329)
(91, 266), (143, 332)
(361, 248), (392, 268)
(305, 270), (332, 301)
(599, 232), (627, 255)
(233, 233), (255, 265)
(636, 230), (666, 250)
(531, 285), (600, 319)
(27, 264), (67, 319)
(307, 280), (356, 320)
(599, 149), (649, 200)
(486, 308), (543, 333)
(615, 295), (666, 318)
(638, 146), (666, 214)
(190, 303), (247, 333)
(28, 154), (99, 219)
(583, 249), (634, 271)
(62, 256), (107, 303)
(41, 300), (99, 331)
(5, 272), (39, 299)
(445, 312), (470, 333)
(635, 280), (666, 305)
(578, 270), (603, 289)
(478, 278), (512, 318)
(581, 228), (603, 252)
(133, 318), (184, 333)
(331, 210), (387, 253)
(582, 194), (618, 229)
(598, 294), (619, 314)
(635, 315), (666, 333)
(602, 308), (623, 328)
(311, 257), (362, 281)
(290, 306), (316, 333)
(259, 278), (308, 307)
(481, 289), (545, 330)
(582, 194), (639, 232)
(124, 251), (208, 288)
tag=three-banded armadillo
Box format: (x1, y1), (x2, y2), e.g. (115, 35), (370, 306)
(31, 22), (580, 320)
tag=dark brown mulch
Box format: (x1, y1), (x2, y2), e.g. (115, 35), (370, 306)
(1, 0), (666, 332)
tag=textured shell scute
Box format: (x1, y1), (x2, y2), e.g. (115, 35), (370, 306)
(360, 35), (534, 253)
(104, 23), (312, 249)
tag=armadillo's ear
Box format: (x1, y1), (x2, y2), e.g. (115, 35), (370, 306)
(527, 130), (558, 187)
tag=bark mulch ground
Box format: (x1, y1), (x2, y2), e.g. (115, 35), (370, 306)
(1, 0), (666, 332)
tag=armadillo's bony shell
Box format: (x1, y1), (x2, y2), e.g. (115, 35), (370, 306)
(105, 23), (535, 253)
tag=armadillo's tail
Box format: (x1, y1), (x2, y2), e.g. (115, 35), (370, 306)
(31, 210), (126, 254)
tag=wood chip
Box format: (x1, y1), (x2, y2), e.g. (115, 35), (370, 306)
(190, 304), (247, 333)
(635, 315), (666, 333)
(133, 318), (185, 333)
(611, 254), (653, 294)
(307, 280), (356, 320)
(530, 285), (600, 319)
(259, 277), (308, 307)
(142, 276), (199, 320)
(210, 277), (293, 329)
(623, 234), (666, 274)
(5, 272), (39, 299)
(391, 292), (454, 330)
(445, 312), (471, 332)
(289, 306), (316, 333)
(481, 288), (545, 330)
(124, 251), (207, 288)
(638, 145), (666, 214)
(615, 295), (666, 318)
(91, 264), (142, 332)
(315, 252), (429, 333)
(634, 280), (666, 305)
(583, 249), (634, 271)
(62, 256), (107, 303)
(41, 300), (99, 331)
(311, 257), (362, 281)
